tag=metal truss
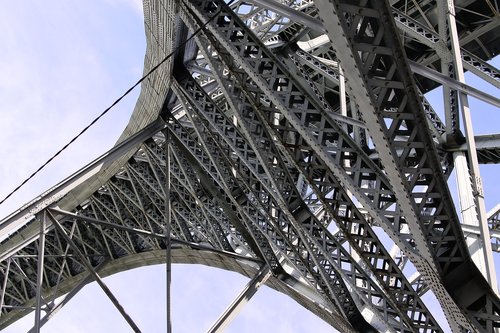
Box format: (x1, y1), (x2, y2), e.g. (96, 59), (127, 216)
(1, 0), (499, 332)
(489, 205), (500, 252)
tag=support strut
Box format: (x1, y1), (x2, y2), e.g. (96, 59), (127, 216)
(207, 266), (271, 333)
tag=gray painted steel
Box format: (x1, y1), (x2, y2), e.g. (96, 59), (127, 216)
(1, 0), (499, 332)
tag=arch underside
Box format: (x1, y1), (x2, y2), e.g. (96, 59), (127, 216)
(0, 247), (350, 331)
(1, 0), (499, 332)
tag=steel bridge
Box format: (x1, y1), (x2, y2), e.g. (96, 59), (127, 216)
(1, 0), (500, 332)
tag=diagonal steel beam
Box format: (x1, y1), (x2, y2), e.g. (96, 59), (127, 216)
(409, 61), (500, 108)
(174, 27), (443, 327)
(33, 212), (47, 333)
(0, 119), (164, 245)
(49, 208), (167, 240)
(314, 0), (500, 330)
(246, 0), (500, 90)
(207, 266), (271, 333)
(166, 117), (365, 330)
(0, 258), (11, 314)
(168, 155), (234, 250)
(172, 52), (420, 330)
(47, 210), (142, 333)
(172, 81), (382, 330)
(167, 123), (282, 271)
(27, 261), (108, 333)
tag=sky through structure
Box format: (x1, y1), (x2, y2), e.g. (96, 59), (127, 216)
(0, 1), (498, 332)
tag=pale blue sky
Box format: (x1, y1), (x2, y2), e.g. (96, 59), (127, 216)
(0, 1), (498, 332)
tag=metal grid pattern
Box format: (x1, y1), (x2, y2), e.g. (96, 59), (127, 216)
(1, 0), (499, 332)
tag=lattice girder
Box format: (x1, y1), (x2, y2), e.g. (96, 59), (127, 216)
(169, 104), (386, 330)
(172, 40), (443, 330)
(182, 0), (426, 269)
(181, 0), (500, 330)
(1, 0), (499, 331)
(313, 0), (500, 330)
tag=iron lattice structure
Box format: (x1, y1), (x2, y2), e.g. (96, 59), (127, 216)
(1, 0), (500, 332)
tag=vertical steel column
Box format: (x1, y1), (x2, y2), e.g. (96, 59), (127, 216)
(338, 65), (347, 119)
(164, 129), (172, 333)
(445, 0), (498, 293)
(48, 222), (77, 306)
(34, 211), (46, 333)
(0, 258), (11, 314)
